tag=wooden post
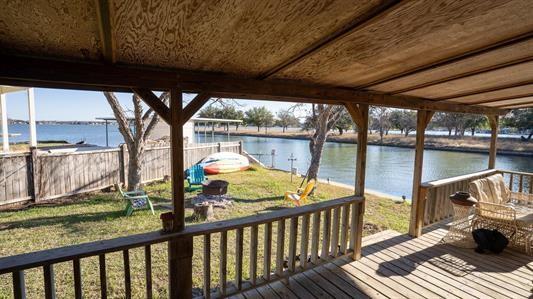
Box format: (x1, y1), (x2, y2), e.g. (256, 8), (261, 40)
(27, 88), (37, 147)
(409, 110), (434, 237)
(345, 103), (368, 260)
(1, 93), (9, 153)
(168, 88), (192, 298)
(488, 115), (499, 169)
(30, 146), (39, 202)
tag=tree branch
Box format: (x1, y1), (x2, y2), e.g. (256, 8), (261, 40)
(103, 91), (134, 144)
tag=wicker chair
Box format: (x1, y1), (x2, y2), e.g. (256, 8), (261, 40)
(469, 174), (532, 254)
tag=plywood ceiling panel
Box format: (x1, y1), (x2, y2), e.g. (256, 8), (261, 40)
(401, 61), (533, 99)
(0, 0), (102, 60)
(111, 0), (380, 77)
(273, 0), (533, 87)
(479, 96), (533, 107)
(370, 38), (533, 93)
(445, 84), (533, 104)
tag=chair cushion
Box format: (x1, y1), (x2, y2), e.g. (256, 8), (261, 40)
(469, 174), (509, 204)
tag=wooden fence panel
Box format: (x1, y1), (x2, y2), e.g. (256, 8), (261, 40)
(0, 142), (242, 206)
(0, 153), (32, 205)
(35, 149), (121, 201)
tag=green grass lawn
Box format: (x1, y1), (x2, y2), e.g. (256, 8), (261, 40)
(0, 166), (410, 298)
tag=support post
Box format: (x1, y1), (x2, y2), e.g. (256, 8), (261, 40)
(345, 103), (368, 260)
(27, 88), (37, 147)
(168, 88), (192, 298)
(488, 115), (499, 169)
(1, 93), (9, 152)
(409, 110), (434, 237)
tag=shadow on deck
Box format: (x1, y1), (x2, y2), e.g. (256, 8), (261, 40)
(233, 221), (533, 299)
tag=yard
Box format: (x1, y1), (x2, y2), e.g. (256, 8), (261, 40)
(0, 166), (410, 298)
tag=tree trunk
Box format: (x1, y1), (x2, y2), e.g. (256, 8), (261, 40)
(282, 126), (286, 133)
(471, 127), (475, 136)
(127, 143), (144, 190)
(307, 117), (328, 181)
(338, 127), (343, 135)
(257, 126), (260, 132)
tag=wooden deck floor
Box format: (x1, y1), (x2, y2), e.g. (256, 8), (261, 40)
(230, 222), (533, 299)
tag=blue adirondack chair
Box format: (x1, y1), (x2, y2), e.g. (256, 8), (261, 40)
(117, 184), (155, 216)
(186, 164), (206, 191)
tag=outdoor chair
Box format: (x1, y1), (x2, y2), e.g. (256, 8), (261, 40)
(117, 184), (155, 216)
(186, 164), (207, 192)
(469, 174), (532, 254)
(284, 179), (315, 207)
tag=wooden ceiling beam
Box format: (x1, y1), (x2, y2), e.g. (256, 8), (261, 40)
(182, 93), (211, 124)
(361, 31), (533, 89)
(0, 54), (508, 115)
(132, 88), (171, 124)
(258, 0), (401, 79)
(95, 0), (116, 63)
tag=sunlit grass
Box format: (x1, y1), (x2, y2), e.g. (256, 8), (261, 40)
(0, 166), (410, 298)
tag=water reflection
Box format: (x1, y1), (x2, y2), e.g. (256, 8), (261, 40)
(198, 134), (532, 198)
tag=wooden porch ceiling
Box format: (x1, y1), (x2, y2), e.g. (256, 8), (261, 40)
(1, 0), (533, 113)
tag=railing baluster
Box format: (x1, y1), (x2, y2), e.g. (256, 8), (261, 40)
(43, 264), (56, 299)
(331, 207), (340, 257)
(288, 217), (298, 272)
(235, 227), (244, 290)
(321, 209), (331, 260)
(123, 250), (131, 299)
(340, 204), (349, 254)
(249, 225), (258, 285)
(352, 201), (364, 260)
(99, 254), (107, 299)
(300, 214), (310, 268)
(275, 219), (285, 277)
(73, 259), (82, 299)
(145, 245), (153, 299)
(263, 222), (272, 281)
(12, 270), (26, 299)
(349, 203), (356, 250)
(509, 173), (514, 191)
(519, 175), (523, 193)
(311, 211), (321, 264)
(219, 230), (227, 296)
(530, 176), (533, 194)
(203, 234), (211, 299)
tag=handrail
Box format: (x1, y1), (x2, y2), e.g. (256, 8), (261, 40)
(420, 169), (498, 188)
(0, 195), (362, 275)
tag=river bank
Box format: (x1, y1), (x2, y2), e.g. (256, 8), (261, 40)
(213, 129), (532, 156)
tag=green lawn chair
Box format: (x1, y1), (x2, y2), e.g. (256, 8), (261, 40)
(186, 164), (206, 192)
(117, 184), (155, 216)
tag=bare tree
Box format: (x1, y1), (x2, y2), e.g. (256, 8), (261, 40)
(370, 107), (391, 143)
(306, 104), (345, 181)
(103, 92), (169, 190)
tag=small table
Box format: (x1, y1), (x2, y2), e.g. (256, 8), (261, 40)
(442, 196), (477, 248)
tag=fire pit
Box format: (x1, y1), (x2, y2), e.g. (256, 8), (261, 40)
(202, 180), (229, 195)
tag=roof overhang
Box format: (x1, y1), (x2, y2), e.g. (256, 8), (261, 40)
(1, 1), (532, 114)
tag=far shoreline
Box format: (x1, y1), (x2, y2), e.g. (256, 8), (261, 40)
(212, 129), (533, 157)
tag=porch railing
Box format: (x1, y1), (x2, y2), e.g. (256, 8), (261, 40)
(0, 195), (363, 298)
(412, 169), (533, 236)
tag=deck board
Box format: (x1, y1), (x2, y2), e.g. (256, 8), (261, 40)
(250, 221), (533, 298)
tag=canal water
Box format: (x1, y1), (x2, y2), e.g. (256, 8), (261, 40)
(198, 134), (532, 199)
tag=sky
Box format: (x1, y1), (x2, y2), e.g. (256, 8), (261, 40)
(2, 88), (306, 121)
